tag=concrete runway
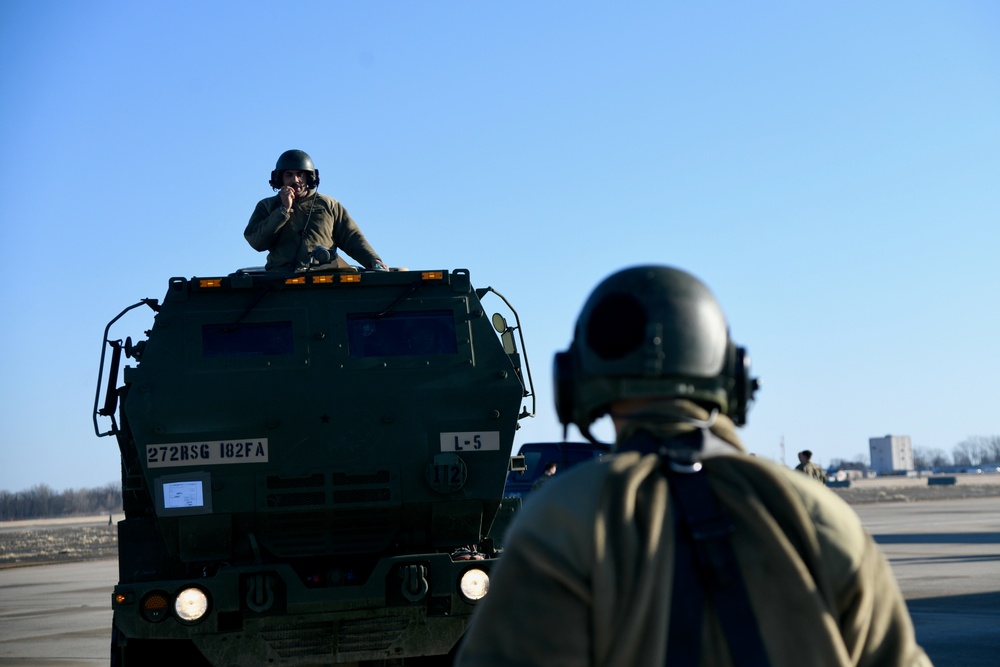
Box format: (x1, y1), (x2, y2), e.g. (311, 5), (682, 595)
(853, 498), (1000, 666)
(0, 559), (117, 666)
(1, 497), (996, 666)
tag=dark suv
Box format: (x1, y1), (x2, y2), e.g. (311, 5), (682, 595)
(504, 441), (608, 499)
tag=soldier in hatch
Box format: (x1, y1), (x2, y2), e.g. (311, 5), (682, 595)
(456, 264), (931, 667)
(244, 150), (387, 271)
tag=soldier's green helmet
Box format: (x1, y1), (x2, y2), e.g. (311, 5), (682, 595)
(553, 265), (759, 440)
(269, 150), (320, 189)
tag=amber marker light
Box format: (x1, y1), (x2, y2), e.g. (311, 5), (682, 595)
(140, 592), (170, 622)
(198, 279), (222, 288)
(339, 274), (362, 283)
(284, 276), (307, 285)
(312, 275), (334, 284)
(421, 271), (444, 281)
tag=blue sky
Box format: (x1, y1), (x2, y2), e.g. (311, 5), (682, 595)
(1, 1), (998, 491)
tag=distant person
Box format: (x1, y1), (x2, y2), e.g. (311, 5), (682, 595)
(796, 449), (827, 484)
(244, 150), (387, 271)
(531, 462), (557, 492)
(456, 264), (931, 667)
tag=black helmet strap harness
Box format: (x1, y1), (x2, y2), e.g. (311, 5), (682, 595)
(617, 429), (771, 667)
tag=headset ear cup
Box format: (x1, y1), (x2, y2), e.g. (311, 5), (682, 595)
(731, 346), (751, 426)
(553, 351), (575, 426)
(269, 168), (318, 189)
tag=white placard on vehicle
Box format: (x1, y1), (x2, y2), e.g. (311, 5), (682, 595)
(440, 431), (500, 452)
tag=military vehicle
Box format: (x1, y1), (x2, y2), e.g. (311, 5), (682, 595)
(503, 442), (608, 499)
(94, 262), (534, 666)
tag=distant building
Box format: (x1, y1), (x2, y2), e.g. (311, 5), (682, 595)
(869, 435), (914, 475)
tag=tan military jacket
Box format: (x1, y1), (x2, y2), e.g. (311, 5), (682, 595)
(457, 436), (931, 667)
(797, 460), (827, 483)
(244, 191), (383, 271)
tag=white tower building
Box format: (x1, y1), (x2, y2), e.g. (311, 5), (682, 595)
(869, 435), (914, 474)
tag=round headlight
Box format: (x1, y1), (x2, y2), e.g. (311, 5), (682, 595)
(174, 587), (209, 622)
(459, 568), (490, 602)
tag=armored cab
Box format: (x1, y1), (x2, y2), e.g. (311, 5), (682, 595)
(94, 266), (533, 666)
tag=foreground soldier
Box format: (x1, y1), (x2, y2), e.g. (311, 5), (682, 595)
(245, 149), (386, 271)
(456, 265), (931, 667)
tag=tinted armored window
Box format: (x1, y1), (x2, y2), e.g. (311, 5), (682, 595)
(202, 321), (293, 357)
(347, 311), (457, 358)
